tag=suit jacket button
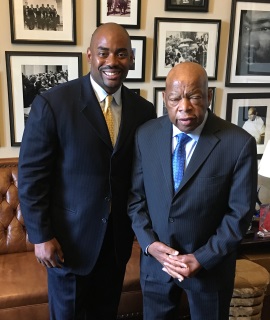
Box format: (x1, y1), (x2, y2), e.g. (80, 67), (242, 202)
(169, 217), (174, 223)
(102, 218), (108, 224)
(105, 196), (111, 202)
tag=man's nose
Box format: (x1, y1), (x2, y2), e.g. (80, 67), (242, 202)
(106, 54), (118, 65)
(177, 98), (191, 111)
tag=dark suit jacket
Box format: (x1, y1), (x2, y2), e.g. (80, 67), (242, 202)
(128, 110), (257, 291)
(18, 73), (156, 275)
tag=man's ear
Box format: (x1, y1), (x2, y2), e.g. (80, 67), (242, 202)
(86, 47), (91, 64)
(208, 88), (213, 107)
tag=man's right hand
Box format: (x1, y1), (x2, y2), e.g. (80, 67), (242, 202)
(148, 241), (188, 282)
(35, 238), (64, 268)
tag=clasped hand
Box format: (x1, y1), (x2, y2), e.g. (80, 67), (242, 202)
(148, 241), (201, 282)
(35, 238), (64, 268)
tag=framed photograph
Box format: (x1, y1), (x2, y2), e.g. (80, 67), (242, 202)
(9, 0), (76, 44)
(153, 18), (221, 80)
(125, 36), (146, 82)
(154, 87), (167, 117)
(154, 86), (216, 117)
(5, 51), (82, 146)
(97, 0), (141, 29)
(226, 92), (270, 158)
(225, 0), (270, 87)
(165, 0), (209, 12)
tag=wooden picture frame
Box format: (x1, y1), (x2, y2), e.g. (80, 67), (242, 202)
(9, 0), (76, 44)
(226, 92), (270, 158)
(125, 36), (146, 82)
(97, 0), (141, 29)
(153, 17), (221, 80)
(154, 86), (216, 117)
(225, 0), (270, 87)
(5, 51), (82, 146)
(165, 0), (209, 12)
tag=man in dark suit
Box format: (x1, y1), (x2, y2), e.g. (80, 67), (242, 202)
(128, 62), (257, 319)
(18, 23), (156, 320)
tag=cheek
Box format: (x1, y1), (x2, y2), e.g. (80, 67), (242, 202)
(167, 109), (177, 122)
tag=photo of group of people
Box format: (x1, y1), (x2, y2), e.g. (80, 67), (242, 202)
(107, 0), (130, 16)
(22, 65), (68, 122)
(165, 31), (208, 69)
(23, 1), (62, 31)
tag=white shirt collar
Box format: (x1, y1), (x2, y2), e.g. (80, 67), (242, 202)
(90, 75), (121, 105)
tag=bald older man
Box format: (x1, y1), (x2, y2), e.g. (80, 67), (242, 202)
(128, 62), (257, 319)
(19, 23), (156, 319)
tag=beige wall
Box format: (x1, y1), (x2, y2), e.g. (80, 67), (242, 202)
(0, 0), (269, 202)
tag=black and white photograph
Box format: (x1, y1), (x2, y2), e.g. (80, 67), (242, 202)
(97, 0), (141, 28)
(9, 0), (76, 44)
(22, 64), (69, 123)
(22, 1), (62, 31)
(226, 92), (270, 158)
(153, 18), (221, 80)
(165, 0), (209, 12)
(5, 51), (82, 146)
(164, 31), (209, 69)
(226, 0), (270, 87)
(106, 0), (130, 17)
(125, 36), (146, 82)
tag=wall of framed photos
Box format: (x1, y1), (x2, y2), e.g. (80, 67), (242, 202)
(0, 0), (269, 202)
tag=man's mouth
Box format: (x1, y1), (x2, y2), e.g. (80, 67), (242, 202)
(177, 117), (194, 125)
(103, 71), (120, 76)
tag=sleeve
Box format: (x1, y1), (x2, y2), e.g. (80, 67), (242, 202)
(127, 130), (159, 252)
(18, 94), (57, 244)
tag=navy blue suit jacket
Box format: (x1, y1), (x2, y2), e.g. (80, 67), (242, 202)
(128, 111), (257, 291)
(18, 73), (156, 275)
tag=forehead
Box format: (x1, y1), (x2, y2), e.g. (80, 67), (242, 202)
(245, 10), (270, 23)
(92, 28), (130, 48)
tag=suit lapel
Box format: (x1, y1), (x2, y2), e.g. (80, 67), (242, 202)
(178, 111), (221, 192)
(155, 117), (175, 198)
(114, 86), (137, 151)
(79, 74), (113, 149)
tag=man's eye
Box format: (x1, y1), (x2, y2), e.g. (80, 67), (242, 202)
(118, 52), (128, 58)
(98, 52), (108, 57)
(260, 27), (270, 32)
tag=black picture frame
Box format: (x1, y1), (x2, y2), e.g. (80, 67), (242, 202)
(225, 0), (270, 87)
(97, 0), (141, 29)
(154, 86), (216, 117)
(5, 51), (82, 146)
(125, 36), (146, 82)
(226, 92), (270, 158)
(9, 0), (76, 45)
(165, 0), (209, 12)
(153, 17), (221, 81)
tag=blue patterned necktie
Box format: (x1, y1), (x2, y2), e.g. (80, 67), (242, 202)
(172, 133), (192, 191)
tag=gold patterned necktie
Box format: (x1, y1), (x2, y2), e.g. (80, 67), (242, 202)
(103, 95), (114, 146)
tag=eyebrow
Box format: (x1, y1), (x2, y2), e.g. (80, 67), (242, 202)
(97, 46), (129, 52)
(245, 17), (270, 26)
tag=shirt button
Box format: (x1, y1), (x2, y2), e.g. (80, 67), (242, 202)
(169, 217), (174, 223)
(102, 218), (108, 224)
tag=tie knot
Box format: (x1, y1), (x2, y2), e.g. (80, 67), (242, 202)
(176, 133), (191, 146)
(104, 95), (113, 113)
